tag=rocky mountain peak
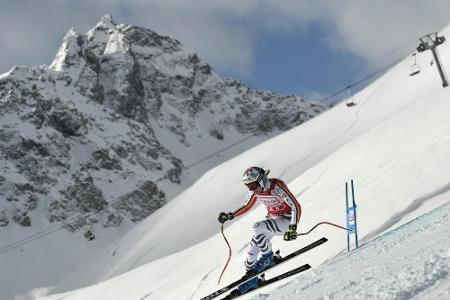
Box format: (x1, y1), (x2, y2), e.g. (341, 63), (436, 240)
(50, 27), (84, 71)
(85, 15), (117, 56)
(99, 14), (116, 29)
(0, 15), (329, 236)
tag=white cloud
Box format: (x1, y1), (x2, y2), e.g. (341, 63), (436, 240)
(1, 0), (450, 76)
(264, 0), (450, 68)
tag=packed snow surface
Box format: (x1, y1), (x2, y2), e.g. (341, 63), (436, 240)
(257, 199), (450, 300)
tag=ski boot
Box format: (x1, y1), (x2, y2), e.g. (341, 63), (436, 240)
(273, 249), (282, 264)
(235, 251), (275, 294)
(226, 274), (266, 299)
(255, 250), (276, 272)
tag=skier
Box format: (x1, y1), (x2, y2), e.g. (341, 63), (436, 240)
(218, 166), (301, 294)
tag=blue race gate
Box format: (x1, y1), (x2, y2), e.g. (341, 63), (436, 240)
(345, 180), (359, 251)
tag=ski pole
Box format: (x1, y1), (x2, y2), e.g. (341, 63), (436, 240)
(297, 221), (349, 236)
(218, 223), (232, 285)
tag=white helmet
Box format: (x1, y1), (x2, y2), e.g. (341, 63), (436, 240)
(242, 167), (269, 189)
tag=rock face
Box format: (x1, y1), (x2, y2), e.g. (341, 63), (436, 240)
(0, 15), (328, 233)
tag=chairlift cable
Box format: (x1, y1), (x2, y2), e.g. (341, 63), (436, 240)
(319, 51), (409, 104)
(0, 205), (104, 255)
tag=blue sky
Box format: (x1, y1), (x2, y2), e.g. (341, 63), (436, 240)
(228, 24), (367, 99)
(1, 0), (450, 103)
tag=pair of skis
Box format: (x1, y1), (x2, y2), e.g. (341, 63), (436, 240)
(201, 237), (328, 300)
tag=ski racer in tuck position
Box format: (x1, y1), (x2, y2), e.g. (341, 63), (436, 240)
(218, 166), (302, 294)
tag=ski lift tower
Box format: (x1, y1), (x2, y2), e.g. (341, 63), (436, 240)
(417, 33), (448, 87)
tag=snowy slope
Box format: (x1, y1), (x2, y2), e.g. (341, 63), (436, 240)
(35, 194), (450, 300)
(258, 199), (450, 300)
(31, 25), (450, 300)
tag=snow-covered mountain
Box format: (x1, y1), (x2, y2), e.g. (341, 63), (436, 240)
(0, 14), (325, 232)
(28, 25), (450, 300)
(0, 15), (327, 299)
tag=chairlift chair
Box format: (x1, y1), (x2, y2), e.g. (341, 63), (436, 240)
(345, 86), (357, 107)
(409, 53), (421, 76)
(84, 230), (96, 241)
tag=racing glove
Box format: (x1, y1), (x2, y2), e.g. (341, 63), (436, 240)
(218, 212), (234, 224)
(283, 224), (297, 241)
